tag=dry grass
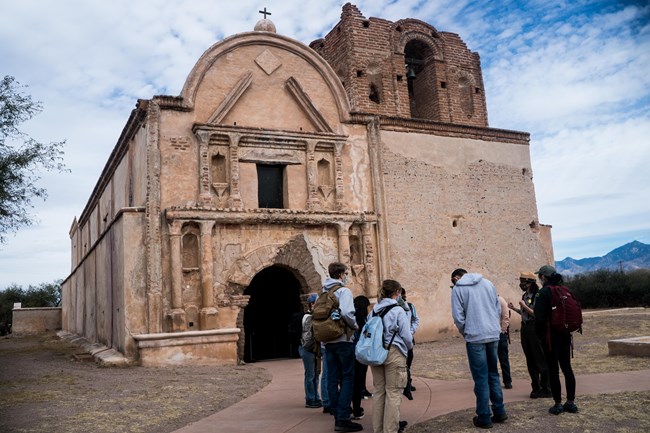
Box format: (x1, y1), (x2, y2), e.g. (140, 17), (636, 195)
(0, 335), (271, 433)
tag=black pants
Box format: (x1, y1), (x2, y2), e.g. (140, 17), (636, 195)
(497, 332), (512, 386)
(521, 321), (549, 392)
(352, 359), (368, 413)
(542, 331), (576, 402)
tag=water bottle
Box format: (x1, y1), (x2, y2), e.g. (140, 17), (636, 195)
(330, 309), (341, 320)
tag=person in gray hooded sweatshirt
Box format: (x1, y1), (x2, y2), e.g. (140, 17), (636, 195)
(451, 269), (507, 429)
(322, 262), (361, 432)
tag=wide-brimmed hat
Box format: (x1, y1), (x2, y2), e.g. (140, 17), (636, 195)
(519, 271), (537, 281)
(535, 265), (556, 277)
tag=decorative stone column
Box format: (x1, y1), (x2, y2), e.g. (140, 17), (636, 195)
(228, 133), (243, 209)
(306, 140), (320, 211)
(199, 220), (218, 330)
(168, 220), (186, 332)
(334, 142), (345, 211)
(362, 222), (378, 295)
(336, 221), (352, 265)
(196, 130), (212, 206)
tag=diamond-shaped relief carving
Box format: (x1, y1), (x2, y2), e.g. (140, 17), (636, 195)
(255, 49), (282, 75)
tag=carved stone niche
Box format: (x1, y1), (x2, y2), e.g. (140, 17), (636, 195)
(316, 154), (335, 209)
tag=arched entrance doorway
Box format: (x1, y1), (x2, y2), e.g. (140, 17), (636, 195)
(243, 265), (303, 362)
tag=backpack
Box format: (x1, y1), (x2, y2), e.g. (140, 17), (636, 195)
(301, 314), (316, 352)
(288, 312), (304, 345)
(549, 285), (583, 333)
(311, 283), (346, 342)
(355, 304), (398, 366)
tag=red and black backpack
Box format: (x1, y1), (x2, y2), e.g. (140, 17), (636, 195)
(549, 285), (583, 333)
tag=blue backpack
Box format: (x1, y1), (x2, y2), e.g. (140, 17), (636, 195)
(355, 304), (398, 366)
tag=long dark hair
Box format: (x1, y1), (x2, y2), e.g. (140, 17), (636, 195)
(548, 272), (564, 285)
(354, 295), (370, 328)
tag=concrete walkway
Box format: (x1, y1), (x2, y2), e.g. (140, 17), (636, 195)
(172, 358), (650, 433)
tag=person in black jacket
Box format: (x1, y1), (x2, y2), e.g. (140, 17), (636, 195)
(533, 265), (578, 415)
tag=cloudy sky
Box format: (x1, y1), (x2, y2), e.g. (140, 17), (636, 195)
(1, 0), (648, 288)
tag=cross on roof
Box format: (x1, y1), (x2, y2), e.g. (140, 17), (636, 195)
(259, 8), (272, 19)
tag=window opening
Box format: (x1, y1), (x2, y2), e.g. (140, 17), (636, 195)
(257, 164), (284, 208)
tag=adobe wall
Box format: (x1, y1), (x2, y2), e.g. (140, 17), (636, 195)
(378, 129), (551, 340)
(12, 307), (62, 335)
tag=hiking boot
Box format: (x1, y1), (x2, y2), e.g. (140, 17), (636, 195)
(398, 420), (408, 433)
(472, 416), (493, 429)
(538, 389), (553, 398)
(305, 400), (322, 408)
(351, 408), (365, 420)
(504, 383), (513, 389)
(549, 402), (564, 415)
(491, 412), (508, 423)
(334, 419), (363, 432)
(530, 390), (539, 399)
(563, 402), (579, 413)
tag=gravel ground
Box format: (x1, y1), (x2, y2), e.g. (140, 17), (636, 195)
(0, 308), (648, 433)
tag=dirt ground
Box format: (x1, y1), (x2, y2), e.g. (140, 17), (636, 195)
(1, 309), (649, 433)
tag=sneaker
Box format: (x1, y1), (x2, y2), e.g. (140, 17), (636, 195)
(362, 389), (372, 399)
(305, 401), (322, 408)
(491, 412), (508, 423)
(398, 420), (408, 433)
(504, 383), (513, 389)
(472, 416), (493, 429)
(351, 408), (365, 420)
(334, 419), (363, 432)
(549, 402), (564, 415)
(563, 402), (579, 413)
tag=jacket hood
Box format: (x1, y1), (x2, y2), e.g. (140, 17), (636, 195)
(456, 273), (484, 286)
(323, 277), (344, 291)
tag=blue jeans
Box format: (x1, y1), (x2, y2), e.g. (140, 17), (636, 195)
(325, 342), (356, 421)
(466, 341), (506, 424)
(299, 346), (321, 404)
(321, 344), (329, 408)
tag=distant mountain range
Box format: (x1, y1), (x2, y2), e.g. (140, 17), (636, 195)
(555, 241), (650, 276)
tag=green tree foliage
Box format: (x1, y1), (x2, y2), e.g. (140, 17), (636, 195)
(0, 280), (61, 334)
(566, 269), (650, 308)
(0, 75), (66, 243)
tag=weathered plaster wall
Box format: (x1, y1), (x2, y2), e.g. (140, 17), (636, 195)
(379, 129), (551, 340)
(12, 307), (62, 335)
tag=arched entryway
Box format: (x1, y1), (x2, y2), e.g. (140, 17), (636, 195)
(243, 265), (303, 362)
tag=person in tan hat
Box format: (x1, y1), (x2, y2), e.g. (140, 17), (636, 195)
(508, 272), (551, 398)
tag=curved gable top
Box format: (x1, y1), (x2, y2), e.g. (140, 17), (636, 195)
(180, 31), (351, 126)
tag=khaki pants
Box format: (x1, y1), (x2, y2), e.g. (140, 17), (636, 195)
(371, 346), (408, 433)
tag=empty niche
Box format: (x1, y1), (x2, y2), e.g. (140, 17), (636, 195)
(369, 83), (381, 103)
(350, 235), (362, 265)
(211, 153), (227, 183)
(182, 231), (199, 269)
(317, 158), (332, 186)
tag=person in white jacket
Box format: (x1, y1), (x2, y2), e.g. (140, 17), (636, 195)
(451, 269), (508, 429)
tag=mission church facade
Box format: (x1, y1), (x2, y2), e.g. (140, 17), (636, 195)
(61, 4), (553, 366)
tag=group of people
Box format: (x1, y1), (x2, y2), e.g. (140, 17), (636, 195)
(296, 263), (418, 432)
(295, 262), (577, 431)
(451, 265), (578, 429)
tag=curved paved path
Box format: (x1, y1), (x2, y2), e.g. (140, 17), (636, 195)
(172, 359), (650, 433)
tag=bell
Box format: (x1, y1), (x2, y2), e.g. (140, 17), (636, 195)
(407, 66), (416, 79)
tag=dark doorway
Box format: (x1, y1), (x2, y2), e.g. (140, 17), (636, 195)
(243, 265), (302, 362)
